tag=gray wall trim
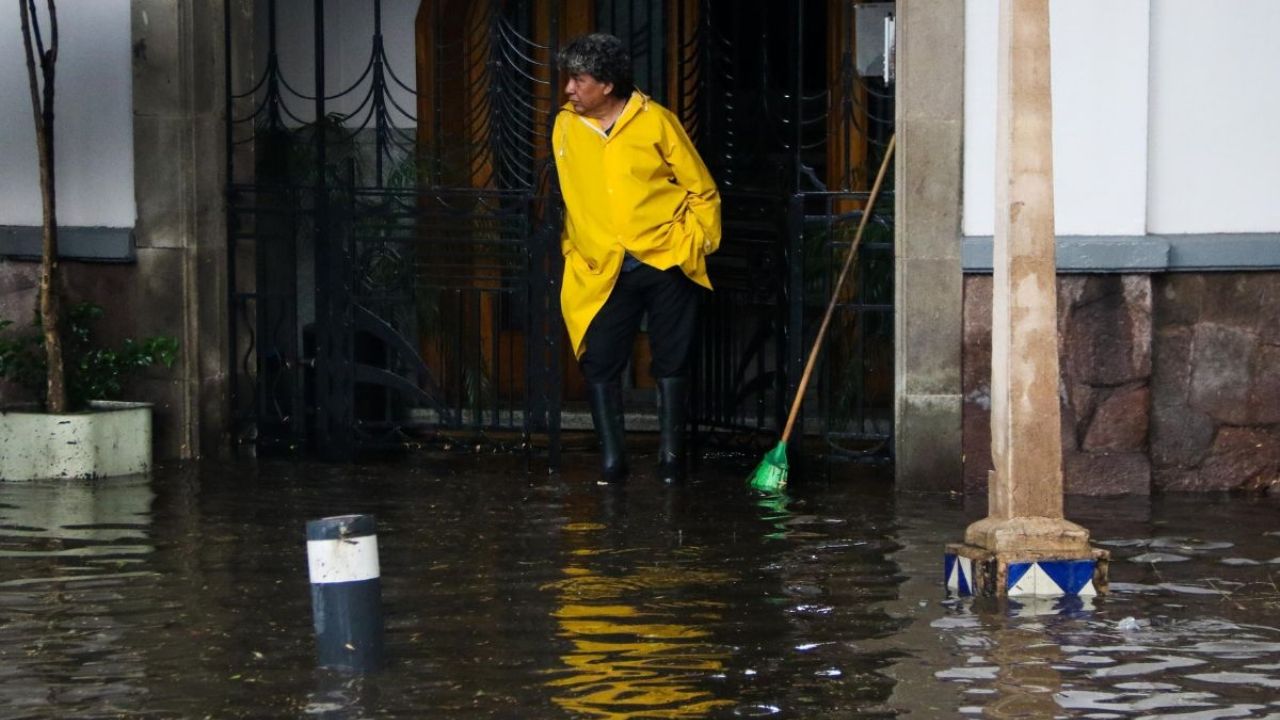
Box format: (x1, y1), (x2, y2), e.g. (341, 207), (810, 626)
(962, 233), (1280, 273)
(0, 225), (136, 262)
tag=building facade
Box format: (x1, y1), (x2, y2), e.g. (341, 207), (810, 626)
(1, 1), (1276, 493)
(0, 0), (229, 460)
(957, 0), (1280, 494)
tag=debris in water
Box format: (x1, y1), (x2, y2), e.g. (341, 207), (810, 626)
(1129, 552), (1191, 563)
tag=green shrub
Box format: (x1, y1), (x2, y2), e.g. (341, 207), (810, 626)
(0, 302), (178, 411)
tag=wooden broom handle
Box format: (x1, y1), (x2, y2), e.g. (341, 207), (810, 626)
(780, 134), (897, 443)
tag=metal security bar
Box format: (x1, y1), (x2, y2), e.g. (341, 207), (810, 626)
(680, 0), (896, 462)
(224, 0), (562, 459)
(800, 192), (895, 463)
(692, 192), (791, 442)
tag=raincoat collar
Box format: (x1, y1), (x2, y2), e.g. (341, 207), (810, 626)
(563, 91), (650, 142)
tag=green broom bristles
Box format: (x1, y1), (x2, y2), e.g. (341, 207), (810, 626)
(748, 440), (789, 493)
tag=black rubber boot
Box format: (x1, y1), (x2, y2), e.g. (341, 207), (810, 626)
(656, 376), (689, 484)
(587, 381), (629, 483)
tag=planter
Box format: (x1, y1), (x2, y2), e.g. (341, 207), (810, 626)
(0, 401), (153, 481)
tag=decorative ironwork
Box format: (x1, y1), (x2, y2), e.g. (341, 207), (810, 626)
(224, 0), (896, 464)
(680, 0), (897, 463)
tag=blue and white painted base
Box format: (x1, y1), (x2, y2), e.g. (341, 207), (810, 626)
(944, 553), (973, 595)
(1006, 559), (1097, 597)
(944, 545), (1108, 598)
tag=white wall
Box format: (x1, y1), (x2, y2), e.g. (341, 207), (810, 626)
(965, 0), (1280, 237)
(267, 0), (419, 128)
(1147, 0), (1280, 234)
(0, 1), (134, 228)
(965, 0), (1150, 237)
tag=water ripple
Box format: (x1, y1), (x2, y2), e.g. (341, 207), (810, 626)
(0, 461), (1276, 718)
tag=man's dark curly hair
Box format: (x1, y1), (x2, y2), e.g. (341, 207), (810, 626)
(558, 33), (634, 99)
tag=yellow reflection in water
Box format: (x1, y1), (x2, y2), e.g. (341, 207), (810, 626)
(545, 527), (735, 718)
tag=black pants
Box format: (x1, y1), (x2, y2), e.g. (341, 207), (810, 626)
(579, 265), (700, 384)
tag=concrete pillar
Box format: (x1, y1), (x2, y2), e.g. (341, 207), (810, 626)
(130, 0), (234, 459)
(984, 0), (1066, 526)
(945, 0), (1107, 598)
(893, 0), (965, 491)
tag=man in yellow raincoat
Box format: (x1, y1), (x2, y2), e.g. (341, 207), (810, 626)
(554, 33), (721, 484)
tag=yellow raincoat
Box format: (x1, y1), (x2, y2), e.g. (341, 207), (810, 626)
(553, 91), (721, 358)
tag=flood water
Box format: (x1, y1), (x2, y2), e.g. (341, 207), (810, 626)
(0, 453), (1277, 719)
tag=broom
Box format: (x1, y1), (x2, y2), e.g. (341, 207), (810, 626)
(749, 134), (897, 493)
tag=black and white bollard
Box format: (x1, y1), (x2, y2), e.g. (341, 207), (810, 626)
(306, 514), (384, 672)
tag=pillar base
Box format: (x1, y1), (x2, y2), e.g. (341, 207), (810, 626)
(945, 542), (1109, 597)
(964, 515), (1092, 554)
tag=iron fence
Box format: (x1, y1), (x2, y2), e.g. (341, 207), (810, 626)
(224, 0), (895, 464)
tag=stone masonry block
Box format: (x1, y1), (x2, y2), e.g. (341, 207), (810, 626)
(897, 1), (963, 123)
(1154, 274), (1204, 329)
(1064, 381), (1099, 447)
(0, 265), (38, 327)
(1195, 426), (1280, 492)
(1259, 276), (1280, 344)
(896, 124), (962, 255)
(1054, 276), (1087, 380)
(963, 274), (993, 391)
(133, 115), (192, 249)
(962, 390), (993, 495)
(1155, 466), (1204, 493)
(1062, 276), (1151, 387)
(131, 0), (184, 117)
(899, 257), (962, 394)
(190, 0), (226, 116)
(1123, 275), (1154, 368)
(1150, 406), (1215, 472)
(1189, 323), (1255, 425)
(1200, 273), (1268, 329)
(1151, 327), (1192, 412)
(1064, 450), (1151, 496)
(1082, 384), (1149, 452)
(897, 393), (963, 493)
(1149, 327), (1216, 474)
(1248, 344), (1280, 424)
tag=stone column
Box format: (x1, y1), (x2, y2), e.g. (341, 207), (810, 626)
(945, 0), (1107, 598)
(893, 0), (965, 491)
(131, 0), (233, 459)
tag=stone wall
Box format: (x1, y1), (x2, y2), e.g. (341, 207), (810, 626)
(963, 272), (1280, 495)
(1150, 274), (1280, 492)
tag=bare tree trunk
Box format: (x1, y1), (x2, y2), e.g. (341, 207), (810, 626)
(19, 0), (66, 413)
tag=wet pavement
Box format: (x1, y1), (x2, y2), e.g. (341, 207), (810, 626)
(0, 453), (1277, 719)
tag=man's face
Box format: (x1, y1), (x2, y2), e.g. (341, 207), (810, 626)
(564, 73), (614, 117)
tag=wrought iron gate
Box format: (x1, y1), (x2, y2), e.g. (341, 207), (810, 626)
(224, 0), (895, 464)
